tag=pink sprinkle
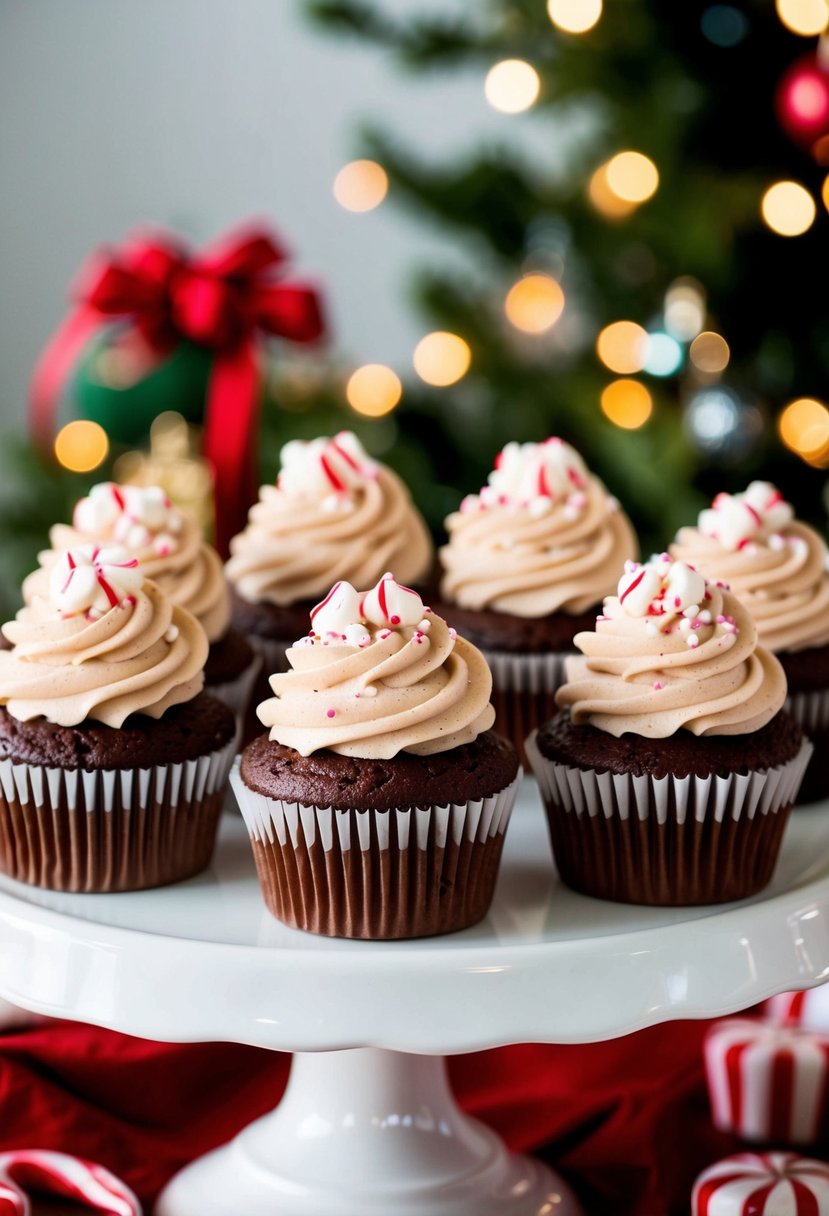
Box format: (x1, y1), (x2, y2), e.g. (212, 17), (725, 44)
(125, 595), (136, 606)
(390, 614), (401, 625)
(674, 596), (681, 609)
(716, 615), (725, 623)
(326, 709), (336, 718)
(653, 681), (663, 691)
(448, 627), (457, 640)
(379, 629), (391, 639)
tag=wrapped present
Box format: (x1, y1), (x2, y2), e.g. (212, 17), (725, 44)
(767, 987), (829, 1033)
(0, 1149), (141, 1214)
(704, 1018), (829, 1144)
(692, 1152), (829, 1214)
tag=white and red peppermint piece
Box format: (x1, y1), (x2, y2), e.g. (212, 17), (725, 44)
(277, 432), (377, 500)
(309, 580), (365, 642)
(0, 1149), (141, 1215)
(766, 989), (829, 1035)
(699, 481), (794, 551)
(360, 572), (425, 629)
(704, 1018), (829, 1145)
(49, 545), (142, 619)
(692, 1152), (829, 1215)
(74, 483), (181, 553)
(616, 557), (708, 626)
(482, 437), (589, 512)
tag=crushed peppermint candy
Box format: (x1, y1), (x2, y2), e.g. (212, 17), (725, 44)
(616, 556), (738, 640)
(277, 431), (377, 500)
(50, 545), (142, 619)
(465, 438), (603, 515)
(698, 481), (793, 551)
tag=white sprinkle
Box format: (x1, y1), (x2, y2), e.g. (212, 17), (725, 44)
(165, 625), (179, 643)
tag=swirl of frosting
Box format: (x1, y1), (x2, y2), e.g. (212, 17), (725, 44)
(23, 482), (230, 643)
(440, 438), (638, 615)
(225, 432), (433, 605)
(256, 573), (494, 758)
(0, 546), (207, 728)
(670, 482), (829, 654)
(556, 555), (787, 738)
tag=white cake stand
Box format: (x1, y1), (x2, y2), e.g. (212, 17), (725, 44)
(2, 781), (829, 1216)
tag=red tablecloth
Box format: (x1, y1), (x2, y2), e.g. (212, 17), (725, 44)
(0, 1015), (792, 1215)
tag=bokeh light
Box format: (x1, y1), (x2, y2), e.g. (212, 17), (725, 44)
(587, 165), (637, 219)
(605, 152), (659, 204)
(600, 379), (653, 429)
(643, 332), (683, 377)
(596, 321), (648, 374)
(504, 274), (565, 333)
(547, 0), (602, 34)
(54, 420), (109, 473)
(333, 160), (389, 213)
(413, 332), (471, 387)
(689, 331), (731, 374)
(776, 0), (829, 36)
(346, 364), (402, 417)
(779, 396), (829, 463)
(664, 278), (706, 341)
(761, 180), (817, 235)
(484, 60), (540, 114)
(821, 174), (829, 211)
(701, 5), (749, 46)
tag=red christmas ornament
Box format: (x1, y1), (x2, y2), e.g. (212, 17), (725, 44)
(776, 52), (829, 151)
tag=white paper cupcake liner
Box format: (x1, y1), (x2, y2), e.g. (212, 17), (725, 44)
(230, 763), (520, 938)
(0, 736), (237, 892)
(480, 648), (570, 694)
(787, 688), (829, 733)
(526, 730), (812, 905)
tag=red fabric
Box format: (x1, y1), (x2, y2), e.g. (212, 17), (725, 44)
(0, 1016), (794, 1215)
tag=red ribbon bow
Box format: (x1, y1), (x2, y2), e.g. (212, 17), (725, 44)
(29, 223), (325, 555)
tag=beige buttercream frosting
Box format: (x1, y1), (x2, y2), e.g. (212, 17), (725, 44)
(23, 482), (230, 644)
(256, 573), (494, 758)
(556, 555), (787, 738)
(225, 431), (433, 606)
(0, 545), (207, 728)
(671, 481), (829, 654)
(440, 438), (637, 616)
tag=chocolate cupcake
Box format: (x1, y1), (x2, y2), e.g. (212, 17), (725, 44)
(225, 431), (433, 680)
(527, 555), (811, 906)
(671, 482), (829, 802)
(23, 482), (259, 725)
(232, 573), (520, 939)
(436, 438), (637, 762)
(0, 545), (236, 892)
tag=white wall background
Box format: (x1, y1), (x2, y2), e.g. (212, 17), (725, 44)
(0, 0), (567, 427)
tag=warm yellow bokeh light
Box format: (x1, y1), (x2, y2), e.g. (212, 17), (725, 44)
(596, 321), (648, 374)
(412, 332), (471, 387)
(547, 0), (602, 33)
(664, 278), (706, 341)
(605, 151), (659, 204)
(346, 364), (402, 417)
(776, 0), (829, 36)
(821, 174), (829, 212)
(54, 420), (109, 473)
(333, 160), (389, 213)
(504, 274), (565, 334)
(689, 331), (731, 375)
(761, 180), (816, 236)
(484, 59), (540, 114)
(600, 379), (653, 429)
(779, 397), (829, 463)
(587, 165), (636, 219)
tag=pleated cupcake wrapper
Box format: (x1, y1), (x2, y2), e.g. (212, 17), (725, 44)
(787, 688), (829, 733)
(230, 763), (520, 939)
(784, 691), (829, 804)
(206, 652), (263, 726)
(480, 648), (570, 764)
(0, 737), (237, 893)
(526, 731), (813, 905)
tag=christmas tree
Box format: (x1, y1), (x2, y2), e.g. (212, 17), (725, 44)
(305, 0), (829, 552)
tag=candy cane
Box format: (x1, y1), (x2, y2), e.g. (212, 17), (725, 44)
(0, 1151), (141, 1216)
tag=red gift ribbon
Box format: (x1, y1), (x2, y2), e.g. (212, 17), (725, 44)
(29, 223), (325, 556)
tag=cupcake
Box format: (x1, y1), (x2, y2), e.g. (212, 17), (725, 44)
(231, 572), (520, 939)
(437, 438), (637, 761)
(225, 431), (433, 677)
(527, 555), (811, 905)
(22, 482), (259, 723)
(671, 482), (829, 802)
(0, 545), (236, 892)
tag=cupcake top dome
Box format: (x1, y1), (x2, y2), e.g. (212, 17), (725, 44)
(555, 554), (787, 738)
(225, 431), (433, 606)
(440, 438), (637, 616)
(671, 481), (829, 654)
(256, 572), (494, 759)
(0, 544), (207, 728)
(23, 481), (230, 644)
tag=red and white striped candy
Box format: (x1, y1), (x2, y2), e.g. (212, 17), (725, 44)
(692, 1153), (829, 1215)
(767, 989), (829, 1035)
(0, 1149), (140, 1215)
(704, 1019), (829, 1144)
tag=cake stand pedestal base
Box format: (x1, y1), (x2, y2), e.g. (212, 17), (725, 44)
(155, 1047), (580, 1216)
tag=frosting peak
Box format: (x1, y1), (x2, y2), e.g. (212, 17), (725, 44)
(556, 556), (786, 737)
(226, 434), (433, 607)
(256, 576), (494, 758)
(440, 438), (637, 617)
